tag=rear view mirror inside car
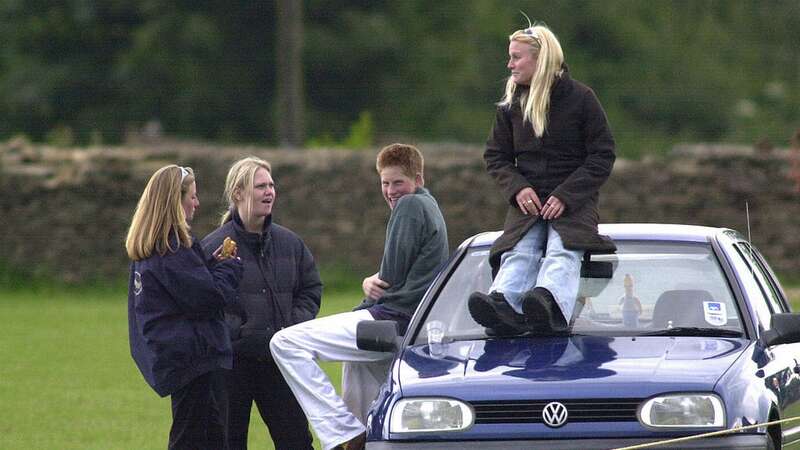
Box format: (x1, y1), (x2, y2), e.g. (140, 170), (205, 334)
(581, 260), (613, 278)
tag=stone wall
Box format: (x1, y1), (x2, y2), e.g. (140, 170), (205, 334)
(1, 140), (798, 283)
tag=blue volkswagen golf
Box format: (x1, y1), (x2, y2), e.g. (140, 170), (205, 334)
(358, 224), (800, 449)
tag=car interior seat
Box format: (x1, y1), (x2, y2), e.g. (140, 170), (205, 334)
(651, 289), (714, 328)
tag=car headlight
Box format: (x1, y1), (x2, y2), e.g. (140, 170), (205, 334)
(389, 398), (474, 433)
(639, 393), (725, 428)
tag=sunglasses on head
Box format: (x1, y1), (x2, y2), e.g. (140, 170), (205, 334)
(521, 28), (541, 45)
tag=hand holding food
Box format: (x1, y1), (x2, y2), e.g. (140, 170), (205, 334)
(221, 237), (237, 259)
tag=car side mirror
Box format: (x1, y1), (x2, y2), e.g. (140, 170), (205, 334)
(760, 313), (800, 347)
(357, 320), (401, 352)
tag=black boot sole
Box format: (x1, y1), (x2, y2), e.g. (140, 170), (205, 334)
(469, 293), (528, 335)
(468, 294), (502, 329)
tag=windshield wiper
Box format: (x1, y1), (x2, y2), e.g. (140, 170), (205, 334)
(478, 330), (572, 340)
(639, 327), (743, 337)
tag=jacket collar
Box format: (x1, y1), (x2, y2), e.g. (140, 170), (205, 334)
(550, 63), (571, 100)
(230, 209), (273, 248)
(513, 63), (571, 100)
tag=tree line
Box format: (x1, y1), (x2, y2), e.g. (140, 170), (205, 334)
(0, 0), (798, 157)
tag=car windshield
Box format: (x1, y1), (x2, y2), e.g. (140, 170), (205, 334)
(413, 241), (744, 344)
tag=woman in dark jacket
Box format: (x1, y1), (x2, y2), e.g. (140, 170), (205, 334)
(126, 165), (243, 450)
(469, 23), (616, 334)
(202, 156), (321, 450)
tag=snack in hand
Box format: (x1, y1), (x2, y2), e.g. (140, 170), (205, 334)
(221, 237), (237, 258)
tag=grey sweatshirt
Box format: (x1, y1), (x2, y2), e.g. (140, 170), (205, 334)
(369, 187), (449, 317)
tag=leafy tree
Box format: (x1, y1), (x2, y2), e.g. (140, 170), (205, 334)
(0, 1), (141, 142)
(0, 0), (798, 155)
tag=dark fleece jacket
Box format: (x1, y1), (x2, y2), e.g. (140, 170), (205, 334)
(485, 67), (617, 271)
(202, 212), (321, 359)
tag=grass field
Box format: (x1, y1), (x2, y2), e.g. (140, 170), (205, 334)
(0, 280), (361, 450)
(1, 279), (798, 450)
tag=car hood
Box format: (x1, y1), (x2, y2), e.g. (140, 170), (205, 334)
(397, 335), (749, 400)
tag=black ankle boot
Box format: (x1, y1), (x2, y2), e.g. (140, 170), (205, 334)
(521, 287), (568, 333)
(469, 291), (527, 334)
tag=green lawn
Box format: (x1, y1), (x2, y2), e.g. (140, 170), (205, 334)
(0, 283), (361, 450)
(1, 282), (798, 450)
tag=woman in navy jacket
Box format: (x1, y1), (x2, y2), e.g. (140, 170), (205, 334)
(126, 164), (243, 450)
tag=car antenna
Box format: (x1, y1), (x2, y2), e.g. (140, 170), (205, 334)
(745, 201), (751, 242)
(745, 201), (755, 276)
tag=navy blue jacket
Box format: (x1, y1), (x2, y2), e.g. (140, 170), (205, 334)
(128, 235), (243, 397)
(202, 213), (321, 343)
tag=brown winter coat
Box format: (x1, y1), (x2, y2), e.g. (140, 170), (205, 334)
(485, 69), (616, 271)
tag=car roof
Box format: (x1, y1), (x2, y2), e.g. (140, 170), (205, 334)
(468, 223), (737, 247)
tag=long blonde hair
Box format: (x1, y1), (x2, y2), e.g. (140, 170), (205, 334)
(125, 165), (195, 261)
(220, 156), (272, 225)
(499, 23), (564, 137)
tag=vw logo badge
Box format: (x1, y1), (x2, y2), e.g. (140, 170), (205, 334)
(542, 401), (568, 428)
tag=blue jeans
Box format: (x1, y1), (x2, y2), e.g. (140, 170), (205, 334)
(490, 221), (582, 321)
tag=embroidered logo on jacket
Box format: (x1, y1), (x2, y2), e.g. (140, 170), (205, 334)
(134, 272), (143, 295)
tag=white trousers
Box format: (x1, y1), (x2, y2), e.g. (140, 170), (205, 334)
(270, 309), (393, 450)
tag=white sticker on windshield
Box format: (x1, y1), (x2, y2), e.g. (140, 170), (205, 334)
(703, 301), (727, 326)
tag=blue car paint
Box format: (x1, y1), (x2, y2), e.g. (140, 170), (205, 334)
(365, 225), (800, 448)
(370, 336), (750, 440)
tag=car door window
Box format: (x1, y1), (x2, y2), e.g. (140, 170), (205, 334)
(750, 245), (790, 313)
(735, 243), (786, 314)
(729, 245), (774, 329)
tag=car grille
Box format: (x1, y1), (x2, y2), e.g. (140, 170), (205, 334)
(471, 398), (642, 424)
